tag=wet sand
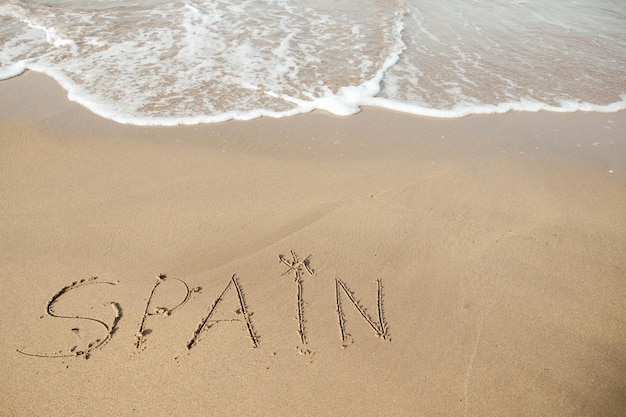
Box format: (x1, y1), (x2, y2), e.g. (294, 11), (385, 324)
(1, 72), (625, 416)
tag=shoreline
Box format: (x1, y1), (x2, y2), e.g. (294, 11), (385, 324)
(1, 71), (625, 416)
(2, 72), (626, 173)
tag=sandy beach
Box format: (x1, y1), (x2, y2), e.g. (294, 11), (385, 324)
(1, 72), (625, 416)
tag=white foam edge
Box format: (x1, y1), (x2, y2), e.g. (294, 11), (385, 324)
(4, 64), (319, 125)
(0, 62), (27, 80)
(365, 95), (626, 119)
(3, 65), (625, 126)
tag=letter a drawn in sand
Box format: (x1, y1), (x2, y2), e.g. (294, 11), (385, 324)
(279, 250), (314, 354)
(186, 275), (259, 350)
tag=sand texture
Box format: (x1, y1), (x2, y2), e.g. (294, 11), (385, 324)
(1, 72), (625, 416)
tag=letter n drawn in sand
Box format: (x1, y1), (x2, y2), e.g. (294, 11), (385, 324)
(335, 278), (389, 347)
(186, 275), (259, 350)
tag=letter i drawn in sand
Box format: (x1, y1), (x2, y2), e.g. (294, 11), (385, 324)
(279, 250), (314, 355)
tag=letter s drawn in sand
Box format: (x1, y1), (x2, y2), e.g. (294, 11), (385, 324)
(17, 277), (121, 359)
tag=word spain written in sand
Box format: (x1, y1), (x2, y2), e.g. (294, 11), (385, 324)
(17, 252), (390, 360)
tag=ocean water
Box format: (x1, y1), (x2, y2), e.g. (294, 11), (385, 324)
(1, 0), (625, 125)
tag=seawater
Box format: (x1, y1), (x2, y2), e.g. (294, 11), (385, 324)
(1, 0), (625, 125)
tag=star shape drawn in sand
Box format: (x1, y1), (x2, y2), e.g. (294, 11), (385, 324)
(279, 250), (313, 279)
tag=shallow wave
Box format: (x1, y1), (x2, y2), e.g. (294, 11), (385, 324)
(1, 0), (625, 125)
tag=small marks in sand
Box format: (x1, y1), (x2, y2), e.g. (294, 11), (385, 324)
(279, 250), (314, 353)
(135, 274), (200, 350)
(186, 275), (259, 351)
(335, 278), (389, 347)
(17, 277), (121, 360)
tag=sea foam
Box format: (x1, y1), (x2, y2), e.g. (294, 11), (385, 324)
(0, 0), (625, 125)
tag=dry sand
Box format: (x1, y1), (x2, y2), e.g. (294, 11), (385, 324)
(1, 72), (625, 416)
